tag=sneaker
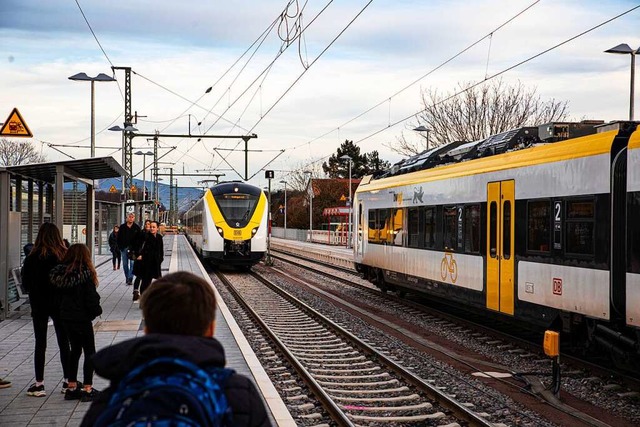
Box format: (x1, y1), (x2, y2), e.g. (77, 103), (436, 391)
(132, 291), (140, 301)
(61, 381), (82, 393)
(0, 378), (11, 388)
(80, 388), (101, 402)
(26, 383), (46, 397)
(64, 387), (82, 400)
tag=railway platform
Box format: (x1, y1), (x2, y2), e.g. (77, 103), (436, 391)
(0, 234), (294, 426)
(270, 237), (354, 270)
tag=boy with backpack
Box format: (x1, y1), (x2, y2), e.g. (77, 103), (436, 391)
(80, 271), (272, 427)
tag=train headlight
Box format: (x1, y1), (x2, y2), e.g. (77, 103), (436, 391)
(216, 227), (224, 237)
(251, 227), (258, 235)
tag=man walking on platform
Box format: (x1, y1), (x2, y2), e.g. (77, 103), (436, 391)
(116, 213), (141, 286)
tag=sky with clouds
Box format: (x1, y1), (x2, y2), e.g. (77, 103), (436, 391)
(1, 0), (639, 190)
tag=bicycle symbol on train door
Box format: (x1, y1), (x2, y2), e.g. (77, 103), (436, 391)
(440, 251), (458, 283)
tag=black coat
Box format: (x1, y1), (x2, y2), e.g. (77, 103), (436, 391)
(80, 334), (271, 427)
(21, 253), (61, 318)
(108, 231), (120, 255)
(49, 265), (102, 322)
(135, 233), (163, 281)
(116, 222), (141, 251)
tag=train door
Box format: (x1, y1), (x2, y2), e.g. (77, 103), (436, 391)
(356, 201), (364, 257)
(486, 180), (515, 315)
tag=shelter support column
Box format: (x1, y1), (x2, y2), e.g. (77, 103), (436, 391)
(0, 171), (9, 320)
(87, 182), (95, 261)
(27, 180), (34, 242)
(55, 165), (64, 232)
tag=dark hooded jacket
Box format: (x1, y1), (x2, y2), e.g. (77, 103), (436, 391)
(49, 265), (102, 322)
(21, 253), (61, 317)
(80, 334), (271, 427)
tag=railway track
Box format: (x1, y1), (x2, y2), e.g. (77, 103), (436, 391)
(215, 269), (494, 426)
(272, 249), (640, 389)
(267, 250), (640, 426)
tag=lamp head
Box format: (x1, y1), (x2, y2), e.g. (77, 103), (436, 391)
(605, 43), (635, 54)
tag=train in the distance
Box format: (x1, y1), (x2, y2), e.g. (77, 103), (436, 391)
(183, 181), (268, 268)
(353, 120), (639, 368)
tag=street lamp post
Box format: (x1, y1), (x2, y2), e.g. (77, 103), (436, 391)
(605, 43), (640, 121)
(69, 72), (116, 157)
(339, 155), (353, 248)
(413, 125), (431, 151)
(279, 180), (287, 236)
(304, 171), (313, 242)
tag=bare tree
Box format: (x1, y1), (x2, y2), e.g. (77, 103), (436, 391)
(388, 79), (569, 156)
(0, 138), (45, 166)
(286, 162), (324, 192)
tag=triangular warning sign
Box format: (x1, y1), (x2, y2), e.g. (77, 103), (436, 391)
(0, 108), (33, 137)
(109, 185), (118, 193)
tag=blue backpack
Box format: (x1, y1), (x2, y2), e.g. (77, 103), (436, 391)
(95, 357), (234, 427)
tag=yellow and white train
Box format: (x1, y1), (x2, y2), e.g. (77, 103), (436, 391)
(354, 121), (640, 366)
(183, 181), (268, 267)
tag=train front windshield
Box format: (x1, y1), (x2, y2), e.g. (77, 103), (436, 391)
(217, 193), (259, 223)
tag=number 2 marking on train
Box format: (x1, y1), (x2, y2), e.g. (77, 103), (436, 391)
(554, 202), (561, 221)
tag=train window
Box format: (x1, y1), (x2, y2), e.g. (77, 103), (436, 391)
(407, 207), (421, 248)
(503, 200), (512, 260)
(424, 207), (436, 248)
(527, 201), (551, 253)
(489, 202), (497, 258)
(630, 193), (640, 273)
(379, 209), (391, 244)
(443, 206), (457, 251)
(464, 205), (481, 253)
(391, 208), (404, 246)
(565, 200), (595, 256)
(358, 204), (363, 242)
(217, 193), (259, 224)
(368, 210), (378, 243)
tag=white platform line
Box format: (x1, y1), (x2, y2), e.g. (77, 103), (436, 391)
(169, 235), (178, 272)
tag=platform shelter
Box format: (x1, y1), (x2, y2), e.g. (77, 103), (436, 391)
(0, 157), (125, 320)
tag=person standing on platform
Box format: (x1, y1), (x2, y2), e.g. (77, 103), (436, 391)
(80, 271), (271, 427)
(131, 220), (151, 301)
(116, 213), (141, 286)
(108, 225), (121, 271)
(21, 223), (71, 397)
(50, 244), (103, 402)
(135, 221), (163, 298)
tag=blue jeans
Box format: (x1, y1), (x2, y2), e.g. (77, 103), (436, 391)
(121, 250), (134, 283)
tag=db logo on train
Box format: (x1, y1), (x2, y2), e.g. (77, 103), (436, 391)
(553, 278), (563, 295)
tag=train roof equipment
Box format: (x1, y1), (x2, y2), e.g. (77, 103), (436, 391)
(381, 120), (603, 179)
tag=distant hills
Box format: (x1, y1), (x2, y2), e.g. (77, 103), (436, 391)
(95, 178), (204, 212)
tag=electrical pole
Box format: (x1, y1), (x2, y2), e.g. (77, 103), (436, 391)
(112, 66), (133, 198)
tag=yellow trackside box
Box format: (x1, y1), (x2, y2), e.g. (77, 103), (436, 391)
(544, 330), (560, 357)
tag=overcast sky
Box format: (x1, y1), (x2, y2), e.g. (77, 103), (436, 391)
(1, 0), (639, 189)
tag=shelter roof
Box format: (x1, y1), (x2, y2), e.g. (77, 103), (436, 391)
(2, 156), (126, 183)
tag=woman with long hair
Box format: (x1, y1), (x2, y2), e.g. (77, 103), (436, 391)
(21, 222), (70, 397)
(50, 244), (102, 402)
